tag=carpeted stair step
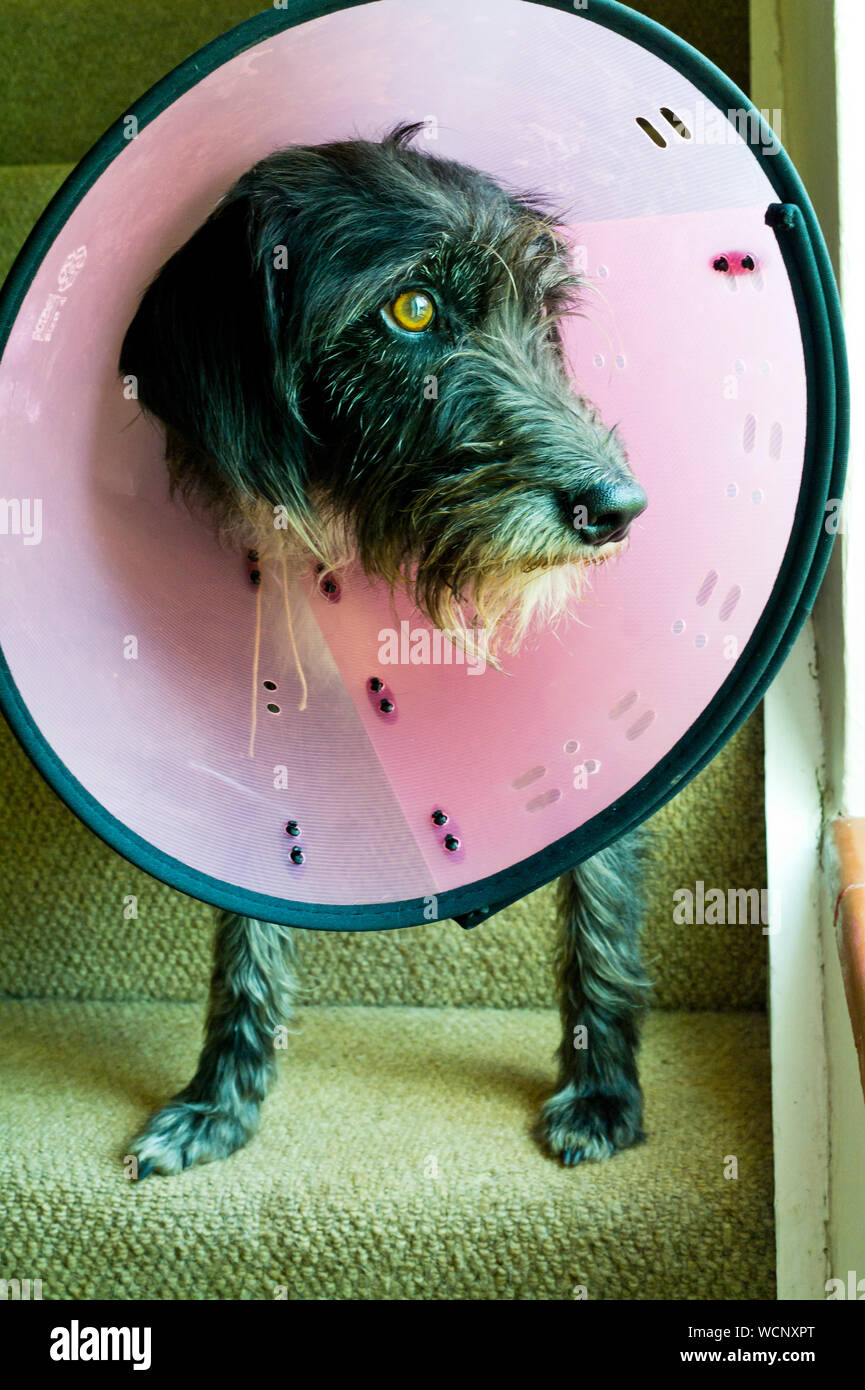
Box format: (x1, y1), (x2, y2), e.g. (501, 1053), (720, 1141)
(0, 1000), (775, 1300)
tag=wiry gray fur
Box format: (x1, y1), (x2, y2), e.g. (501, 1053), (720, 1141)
(540, 833), (651, 1164)
(130, 912), (297, 1176)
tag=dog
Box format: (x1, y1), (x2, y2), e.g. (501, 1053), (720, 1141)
(119, 122), (650, 1177)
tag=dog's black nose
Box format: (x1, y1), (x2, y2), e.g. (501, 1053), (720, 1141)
(571, 478), (647, 546)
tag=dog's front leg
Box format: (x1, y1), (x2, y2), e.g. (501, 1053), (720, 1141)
(129, 911), (297, 1177)
(540, 834), (652, 1165)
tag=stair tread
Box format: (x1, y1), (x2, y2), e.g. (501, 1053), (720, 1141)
(0, 1000), (775, 1299)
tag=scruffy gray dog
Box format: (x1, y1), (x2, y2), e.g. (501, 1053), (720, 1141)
(120, 123), (649, 1178)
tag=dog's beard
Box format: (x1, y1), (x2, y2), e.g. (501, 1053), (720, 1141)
(208, 482), (623, 668)
(396, 472), (629, 659)
(441, 557), (594, 659)
(404, 533), (626, 666)
(165, 439), (624, 665)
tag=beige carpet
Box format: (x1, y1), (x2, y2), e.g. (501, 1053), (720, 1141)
(0, 1002), (774, 1300)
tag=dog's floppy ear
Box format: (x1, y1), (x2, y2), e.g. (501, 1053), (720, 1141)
(119, 190), (310, 514)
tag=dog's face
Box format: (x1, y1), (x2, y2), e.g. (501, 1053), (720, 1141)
(120, 123), (645, 651)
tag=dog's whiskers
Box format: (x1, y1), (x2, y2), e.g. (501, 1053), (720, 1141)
(248, 580), (263, 760)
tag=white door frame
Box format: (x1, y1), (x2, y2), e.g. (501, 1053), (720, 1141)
(751, 0), (865, 1300)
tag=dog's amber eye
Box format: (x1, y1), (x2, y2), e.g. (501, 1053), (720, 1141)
(388, 290), (435, 332)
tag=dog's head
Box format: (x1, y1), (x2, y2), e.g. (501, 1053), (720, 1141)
(120, 123), (646, 652)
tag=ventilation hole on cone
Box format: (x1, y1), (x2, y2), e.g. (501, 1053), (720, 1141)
(593, 352), (605, 368)
(263, 680), (277, 691)
(743, 414), (757, 453)
(526, 787), (562, 813)
(660, 106), (692, 139)
(512, 765), (545, 790)
(636, 116), (667, 148)
(719, 585), (742, 620)
(695, 634), (708, 649)
(626, 710), (655, 740)
(563, 739), (580, 756)
(672, 619), (686, 634)
(609, 691), (638, 720)
(696, 570), (718, 607)
(769, 422), (783, 459)
(615, 353), (626, 369)
(726, 482), (739, 498)
(266, 703), (280, 714)
(318, 572), (341, 602)
(752, 489), (764, 504)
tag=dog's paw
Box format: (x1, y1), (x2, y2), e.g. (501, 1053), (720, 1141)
(128, 1096), (259, 1178)
(539, 1082), (645, 1166)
